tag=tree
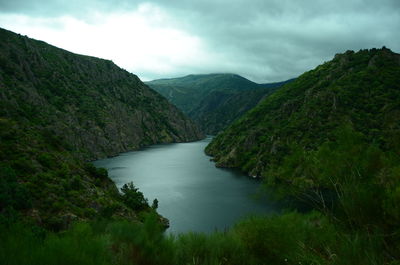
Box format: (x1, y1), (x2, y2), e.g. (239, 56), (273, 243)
(120, 182), (148, 211)
(151, 198), (159, 210)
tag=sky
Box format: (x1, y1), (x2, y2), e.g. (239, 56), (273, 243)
(0, 0), (399, 83)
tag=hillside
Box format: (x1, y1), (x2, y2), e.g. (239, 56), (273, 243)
(146, 74), (291, 134)
(206, 47), (400, 176)
(205, 48), (400, 261)
(0, 27), (203, 228)
(0, 28), (203, 160)
(2, 33), (400, 263)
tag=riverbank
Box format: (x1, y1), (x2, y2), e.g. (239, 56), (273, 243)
(94, 137), (279, 233)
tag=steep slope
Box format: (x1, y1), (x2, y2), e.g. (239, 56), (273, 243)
(206, 48), (400, 256)
(146, 74), (291, 134)
(206, 48), (400, 177)
(0, 28), (203, 160)
(0, 27), (202, 228)
(147, 74), (261, 114)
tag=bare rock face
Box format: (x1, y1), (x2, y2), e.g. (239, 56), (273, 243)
(0, 27), (203, 161)
(0, 27), (203, 228)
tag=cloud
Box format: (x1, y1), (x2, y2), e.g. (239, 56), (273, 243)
(0, 0), (399, 82)
(0, 3), (214, 80)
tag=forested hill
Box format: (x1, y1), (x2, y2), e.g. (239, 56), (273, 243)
(206, 48), (400, 177)
(0, 28), (203, 159)
(205, 48), (400, 261)
(146, 74), (292, 134)
(0, 27), (202, 228)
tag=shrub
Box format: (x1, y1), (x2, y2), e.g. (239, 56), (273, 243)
(107, 213), (175, 265)
(120, 182), (149, 211)
(37, 153), (57, 169)
(0, 164), (31, 211)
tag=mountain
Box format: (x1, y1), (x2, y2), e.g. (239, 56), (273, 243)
(146, 74), (292, 134)
(0, 28), (203, 160)
(0, 27), (203, 228)
(206, 48), (400, 177)
(205, 48), (400, 258)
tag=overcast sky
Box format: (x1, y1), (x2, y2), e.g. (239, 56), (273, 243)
(0, 0), (399, 83)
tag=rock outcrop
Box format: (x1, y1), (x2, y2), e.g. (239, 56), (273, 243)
(0, 27), (203, 228)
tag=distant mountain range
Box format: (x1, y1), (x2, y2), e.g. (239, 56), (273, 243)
(146, 74), (293, 134)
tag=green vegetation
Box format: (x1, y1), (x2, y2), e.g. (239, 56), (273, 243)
(206, 47), (400, 263)
(0, 27), (203, 226)
(0, 115), (162, 229)
(206, 48), (400, 176)
(0, 27), (202, 161)
(1, 26), (399, 264)
(120, 182), (149, 211)
(147, 74), (292, 134)
(1, 211), (394, 265)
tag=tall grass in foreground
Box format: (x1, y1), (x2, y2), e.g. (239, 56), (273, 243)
(0, 222), (111, 265)
(0, 211), (392, 265)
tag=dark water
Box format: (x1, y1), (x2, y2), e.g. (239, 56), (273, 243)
(93, 137), (278, 234)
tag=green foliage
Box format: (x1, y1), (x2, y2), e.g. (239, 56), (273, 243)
(151, 198), (159, 209)
(85, 163), (108, 180)
(0, 222), (112, 265)
(1, 212), (395, 265)
(267, 125), (400, 233)
(1, 29), (399, 265)
(234, 213), (303, 264)
(205, 48), (400, 263)
(37, 153), (57, 169)
(207, 47), (400, 175)
(120, 182), (149, 211)
(108, 214), (175, 265)
(0, 25), (202, 227)
(0, 115), (134, 227)
(0, 164), (31, 211)
(175, 231), (249, 265)
(147, 74), (291, 134)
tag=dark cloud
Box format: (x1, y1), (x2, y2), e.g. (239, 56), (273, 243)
(161, 0), (400, 81)
(0, 0), (399, 82)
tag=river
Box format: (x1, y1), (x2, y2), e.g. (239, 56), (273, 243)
(93, 137), (279, 234)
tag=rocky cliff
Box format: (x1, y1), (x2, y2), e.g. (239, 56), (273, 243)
(0, 27), (203, 228)
(0, 28), (203, 160)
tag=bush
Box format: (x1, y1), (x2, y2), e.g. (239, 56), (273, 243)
(85, 164), (108, 180)
(0, 164), (31, 211)
(233, 213), (308, 264)
(0, 212), (394, 265)
(0, 222), (112, 265)
(107, 213), (175, 265)
(175, 231), (249, 265)
(37, 153), (57, 169)
(120, 182), (149, 211)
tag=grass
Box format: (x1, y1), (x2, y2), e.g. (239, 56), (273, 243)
(1, 211), (395, 265)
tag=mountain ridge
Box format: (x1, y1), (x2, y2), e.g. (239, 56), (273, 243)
(205, 47), (400, 176)
(0, 27), (203, 228)
(0, 27), (203, 160)
(147, 74), (293, 134)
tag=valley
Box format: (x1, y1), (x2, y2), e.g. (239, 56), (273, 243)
(147, 74), (293, 134)
(1, 25), (400, 265)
